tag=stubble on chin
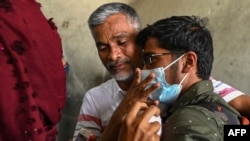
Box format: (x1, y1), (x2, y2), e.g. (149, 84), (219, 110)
(112, 70), (134, 81)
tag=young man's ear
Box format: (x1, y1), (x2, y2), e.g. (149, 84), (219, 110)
(182, 51), (197, 73)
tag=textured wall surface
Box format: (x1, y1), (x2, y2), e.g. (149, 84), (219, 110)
(36, 0), (250, 140)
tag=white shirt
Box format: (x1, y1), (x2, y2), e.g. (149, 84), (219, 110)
(210, 77), (244, 102)
(73, 78), (124, 139)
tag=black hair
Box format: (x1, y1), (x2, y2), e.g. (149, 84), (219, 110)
(136, 16), (213, 79)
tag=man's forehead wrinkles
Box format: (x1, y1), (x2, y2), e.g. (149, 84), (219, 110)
(95, 31), (128, 45)
(112, 32), (128, 40)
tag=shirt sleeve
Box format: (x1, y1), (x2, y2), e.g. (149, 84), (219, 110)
(210, 77), (245, 102)
(73, 92), (103, 140)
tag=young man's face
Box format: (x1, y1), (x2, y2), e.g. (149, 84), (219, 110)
(143, 37), (183, 85)
(92, 14), (142, 81)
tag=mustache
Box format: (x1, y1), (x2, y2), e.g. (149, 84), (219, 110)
(107, 58), (130, 68)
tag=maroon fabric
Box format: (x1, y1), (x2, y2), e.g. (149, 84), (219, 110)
(0, 0), (66, 140)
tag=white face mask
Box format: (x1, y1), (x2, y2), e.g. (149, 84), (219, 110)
(141, 54), (188, 104)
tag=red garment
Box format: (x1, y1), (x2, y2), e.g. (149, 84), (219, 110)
(0, 0), (66, 141)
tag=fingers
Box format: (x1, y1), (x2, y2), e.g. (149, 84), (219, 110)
(125, 101), (149, 122)
(151, 134), (160, 141)
(119, 68), (160, 122)
(149, 121), (161, 134)
(123, 102), (161, 141)
(133, 68), (142, 85)
(124, 101), (161, 127)
(143, 82), (160, 98)
(133, 68), (160, 98)
(140, 72), (160, 97)
(133, 68), (159, 88)
(140, 104), (161, 122)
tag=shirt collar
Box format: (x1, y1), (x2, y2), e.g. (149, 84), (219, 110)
(168, 80), (214, 114)
(111, 78), (126, 98)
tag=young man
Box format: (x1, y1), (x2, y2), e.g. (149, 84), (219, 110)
(136, 15), (241, 141)
(73, 2), (250, 141)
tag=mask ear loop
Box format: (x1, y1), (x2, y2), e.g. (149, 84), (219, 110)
(179, 73), (189, 85)
(163, 54), (185, 70)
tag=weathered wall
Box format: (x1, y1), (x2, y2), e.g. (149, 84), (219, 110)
(36, 0), (250, 140)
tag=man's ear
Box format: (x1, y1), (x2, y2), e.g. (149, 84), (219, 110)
(182, 51), (197, 73)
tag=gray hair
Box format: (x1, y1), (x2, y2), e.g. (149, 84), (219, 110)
(88, 2), (141, 34)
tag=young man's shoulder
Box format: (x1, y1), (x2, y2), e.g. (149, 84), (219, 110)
(163, 91), (241, 139)
(162, 106), (224, 141)
(166, 99), (241, 130)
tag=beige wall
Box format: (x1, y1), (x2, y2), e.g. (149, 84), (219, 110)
(37, 0), (250, 140)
